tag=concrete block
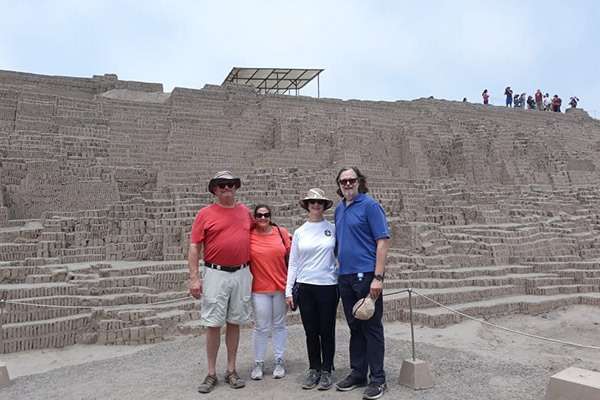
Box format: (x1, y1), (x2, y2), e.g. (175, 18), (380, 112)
(0, 362), (10, 386)
(399, 359), (434, 390)
(544, 367), (600, 400)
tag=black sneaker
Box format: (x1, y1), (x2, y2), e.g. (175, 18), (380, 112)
(318, 371), (333, 390)
(335, 374), (367, 391)
(362, 383), (387, 400)
(302, 369), (321, 390)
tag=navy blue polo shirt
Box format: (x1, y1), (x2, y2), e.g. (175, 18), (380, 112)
(335, 193), (390, 275)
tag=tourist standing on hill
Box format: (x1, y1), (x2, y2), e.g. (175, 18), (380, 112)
(552, 95), (562, 112)
(285, 188), (338, 391)
(543, 93), (551, 111)
(482, 89), (490, 105)
(334, 167), (390, 400)
(249, 204), (291, 381)
(505, 86), (513, 107)
(519, 93), (527, 110)
(513, 93), (521, 108)
(569, 96), (579, 108)
(527, 95), (536, 110)
(188, 171), (252, 394)
(535, 89), (543, 111)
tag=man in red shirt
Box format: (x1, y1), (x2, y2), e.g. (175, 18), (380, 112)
(188, 171), (252, 393)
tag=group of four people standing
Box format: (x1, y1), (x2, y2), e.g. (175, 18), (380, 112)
(188, 166), (390, 400)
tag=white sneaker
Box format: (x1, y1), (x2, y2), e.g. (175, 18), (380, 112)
(251, 361), (264, 380)
(272, 358), (286, 379)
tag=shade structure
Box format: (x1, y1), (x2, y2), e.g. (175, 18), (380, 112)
(223, 67), (323, 96)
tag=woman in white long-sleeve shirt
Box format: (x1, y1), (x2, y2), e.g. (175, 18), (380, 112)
(285, 188), (338, 391)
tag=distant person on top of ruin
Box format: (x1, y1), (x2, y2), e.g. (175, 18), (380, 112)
(519, 93), (527, 110)
(543, 93), (551, 111)
(285, 188), (338, 391)
(527, 96), (536, 110)
(505, 86), (513, 107)
(513, 93), (521, 108)
(481, 90), (489, 105)
(569, 96), (579, 109)
(552, 95), (562, 112)
(334, 167), (390, 400)
(188, 170), (252, 394)
(535, 89), (543, 111)
(249, 204), (291, 381)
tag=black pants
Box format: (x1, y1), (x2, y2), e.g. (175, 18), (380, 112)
(297, 283), (339, 372)
(339, 272), (386, 384)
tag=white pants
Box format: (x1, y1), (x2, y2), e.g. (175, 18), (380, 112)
(252, 291), (287, 362)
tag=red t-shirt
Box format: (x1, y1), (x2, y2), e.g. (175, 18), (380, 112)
(190, 203), (251, 265)
(249, 226), (291, 293)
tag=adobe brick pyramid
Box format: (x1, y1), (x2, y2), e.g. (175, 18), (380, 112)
(1, 69), (599, 353)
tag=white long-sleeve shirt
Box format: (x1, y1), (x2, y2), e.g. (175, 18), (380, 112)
(285, 219), (338, 297)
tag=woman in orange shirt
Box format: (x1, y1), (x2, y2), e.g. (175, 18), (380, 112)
(249, 204), (291, 381)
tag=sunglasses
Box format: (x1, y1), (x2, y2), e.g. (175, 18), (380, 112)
(307, 199), (326, 205)
(255, 212), (271, 219)
(338, 178), (358, 186)
(216, 181), (237, 189)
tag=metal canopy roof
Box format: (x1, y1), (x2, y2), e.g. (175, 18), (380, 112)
(223, 67), (323, 96)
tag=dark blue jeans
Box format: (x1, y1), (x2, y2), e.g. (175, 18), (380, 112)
(338, 272), (385, 384)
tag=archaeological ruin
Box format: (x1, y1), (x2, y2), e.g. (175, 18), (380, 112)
(1, 69), (600, 354)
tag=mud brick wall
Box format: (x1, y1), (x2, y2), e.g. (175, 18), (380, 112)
(2, 69), (600, 220)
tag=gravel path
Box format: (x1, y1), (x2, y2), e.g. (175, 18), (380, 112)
(1, 306), (599, 400)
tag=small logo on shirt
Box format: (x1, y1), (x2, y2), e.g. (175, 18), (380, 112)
(324, 230), (332, 237)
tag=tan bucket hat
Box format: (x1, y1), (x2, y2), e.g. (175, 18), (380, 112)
(352, 296), (375, 320)
(208, 170), (241, 194)
(300, 188), (333, 210)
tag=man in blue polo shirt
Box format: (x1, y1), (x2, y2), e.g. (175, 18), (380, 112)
(334, 167), (390, 400)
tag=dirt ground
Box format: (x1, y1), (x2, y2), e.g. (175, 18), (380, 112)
(1, 305), (599, 400)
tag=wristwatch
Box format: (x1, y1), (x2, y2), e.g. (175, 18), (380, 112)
(374, 274), (385, 282)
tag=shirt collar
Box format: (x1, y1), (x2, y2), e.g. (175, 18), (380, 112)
(344, 192), (365, 206)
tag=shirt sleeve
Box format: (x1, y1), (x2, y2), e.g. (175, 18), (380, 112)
(285, 229), (300, 297)
(189, 210), (206, 244)
(281, 227), (292, 255)
(366, 201), (390, 241)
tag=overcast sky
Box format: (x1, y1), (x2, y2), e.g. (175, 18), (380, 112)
(2, 1), (599, 117)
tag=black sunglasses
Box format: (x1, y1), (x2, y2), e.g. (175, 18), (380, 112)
(307, 199), (326, 205)
(255, 212), (271, 219)
(216, 181), (237, 189)
(338, 178), (358, 186)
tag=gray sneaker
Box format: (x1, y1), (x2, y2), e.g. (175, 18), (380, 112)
(250, 361), (264, 380)
(272, 358), (286, 379)
(318, 371), (333, 390)
(302, 369), (321, 389)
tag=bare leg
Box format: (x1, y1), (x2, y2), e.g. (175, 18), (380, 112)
(206, 326), (221, 375)
(225, 323), (240, 372)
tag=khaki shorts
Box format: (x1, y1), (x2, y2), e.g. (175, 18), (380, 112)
(200, 266), (253, 327)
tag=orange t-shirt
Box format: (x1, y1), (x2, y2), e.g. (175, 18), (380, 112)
(189, 203), (251, 265)
(250, 226), (291, 293)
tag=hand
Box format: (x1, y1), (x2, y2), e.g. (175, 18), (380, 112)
(285, 296), (295, 310)
(369, 278), (383, 300)
(189, 277), (202, 299)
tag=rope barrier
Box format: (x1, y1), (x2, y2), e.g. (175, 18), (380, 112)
(411, 289), (600, 350)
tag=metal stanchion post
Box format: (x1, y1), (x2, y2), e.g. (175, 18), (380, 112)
(399, 289), (434, 390)
(0, 298), (10, 386)
(409, 289), (416, 361)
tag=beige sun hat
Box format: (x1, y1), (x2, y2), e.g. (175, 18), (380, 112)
(352, 296), (375, 320)
(300, 188), (333, 210)
(208, 170), (241, 194)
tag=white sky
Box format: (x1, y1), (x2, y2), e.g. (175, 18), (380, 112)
(2, 1), (599, 117)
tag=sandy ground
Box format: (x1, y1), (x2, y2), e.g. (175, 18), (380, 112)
(1, 305), (599, 400)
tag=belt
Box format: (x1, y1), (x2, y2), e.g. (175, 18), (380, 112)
(204, 262), (249, 273)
